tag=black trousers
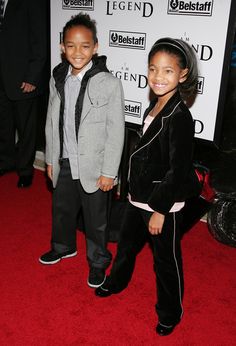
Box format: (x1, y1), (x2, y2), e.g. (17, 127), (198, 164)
(0, 74), (37, 176)
(107, 202), (184, 326)
(52, 160), (112, 269)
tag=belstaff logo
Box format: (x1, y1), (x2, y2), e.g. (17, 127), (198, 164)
(196, 76), (204, 94)
(62, 0), (94, 10)
(106, 1), (153, 17)
(109, 31), (146, 50)
(110, 64), (148, 89)
(167, 0), (213, 16)
(125, 100), (142, 118)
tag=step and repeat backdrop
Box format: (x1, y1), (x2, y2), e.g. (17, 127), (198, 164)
(50, 0), (235, 144)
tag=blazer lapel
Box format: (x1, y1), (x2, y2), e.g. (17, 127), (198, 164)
(136, 91), (182, 149)
(80, 90), (92, 123)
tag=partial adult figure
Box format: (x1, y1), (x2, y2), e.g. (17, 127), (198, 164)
(0, 0), (47, 187)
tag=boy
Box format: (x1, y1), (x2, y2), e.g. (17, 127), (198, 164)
(39, 13), (125, 289)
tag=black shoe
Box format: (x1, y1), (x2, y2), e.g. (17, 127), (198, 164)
(95, 277), (122, 297)
(95, 284), (114, 297)
(156, 322), (178, 336)
(17, 175), (33, 188)
(87, 268), (106, 288)
(39, 249), (77, 265)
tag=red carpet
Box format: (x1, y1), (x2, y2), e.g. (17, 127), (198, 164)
(0, 170), (236, 345)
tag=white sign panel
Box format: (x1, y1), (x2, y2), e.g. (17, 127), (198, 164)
(50, 0), (234, 143)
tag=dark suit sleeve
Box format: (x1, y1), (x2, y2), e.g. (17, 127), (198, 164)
(148, 110), (195, 214)
(24, 0), (47, 86)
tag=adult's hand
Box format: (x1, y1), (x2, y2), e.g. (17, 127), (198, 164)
(20, 82), (36, 93)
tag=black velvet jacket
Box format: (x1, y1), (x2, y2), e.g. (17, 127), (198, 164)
(129, 91), (201, 215)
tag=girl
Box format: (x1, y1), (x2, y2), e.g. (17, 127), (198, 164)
(95, 38), (201, 336)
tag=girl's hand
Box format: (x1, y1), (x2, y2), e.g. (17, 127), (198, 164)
(149, 211), (165, 235)
(96, 176), (114, 192)
(47, 164), (53, 181)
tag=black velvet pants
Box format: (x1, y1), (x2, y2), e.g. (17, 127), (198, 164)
(51, 160), (112, 269)
(107, 201), (184, 326)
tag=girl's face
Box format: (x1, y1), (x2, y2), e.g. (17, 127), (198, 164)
(148, 50), (188, 103)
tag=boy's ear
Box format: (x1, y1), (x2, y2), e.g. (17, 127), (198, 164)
(179, 68), (188, 83)
(60, 43), (65, 54)
(93, 42), (98, 55)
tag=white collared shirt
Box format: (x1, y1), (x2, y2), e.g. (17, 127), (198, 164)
(63, 61), (93, 179)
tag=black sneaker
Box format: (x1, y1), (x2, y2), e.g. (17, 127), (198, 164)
(39, 249), (77, 265)
(87, 268), (106, 288)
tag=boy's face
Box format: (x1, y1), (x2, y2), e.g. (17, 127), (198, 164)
(61, 25), (98, 75)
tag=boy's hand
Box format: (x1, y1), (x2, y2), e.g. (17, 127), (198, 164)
(20, 82), (36, 93)
(47, 165), (53, 181)
(149, 211), (165, 235)
(96, 176), (114, 192)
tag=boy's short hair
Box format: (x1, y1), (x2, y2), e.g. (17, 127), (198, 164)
(148, 37), (198, 97)
(62, 12), (98, 44)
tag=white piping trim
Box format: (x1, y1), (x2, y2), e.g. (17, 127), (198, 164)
(159, 322), (174, 328)
(172, 212), (184, 320)
(128, 101), (181, 180)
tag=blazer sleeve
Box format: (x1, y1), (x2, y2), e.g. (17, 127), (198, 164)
(24, 0), (47, 86)
(45, 77), (55, 165)
(148, 110), (195, 214)
(101, 78), (125, 178)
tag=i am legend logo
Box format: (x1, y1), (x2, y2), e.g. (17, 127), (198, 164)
(125, 100), (142, 118)
(109, 31), (146, 50)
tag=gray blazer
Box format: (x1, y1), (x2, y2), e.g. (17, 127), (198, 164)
(45, 71), (125, 193)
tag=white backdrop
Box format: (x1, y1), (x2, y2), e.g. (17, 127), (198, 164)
(50, 0), (234, 143)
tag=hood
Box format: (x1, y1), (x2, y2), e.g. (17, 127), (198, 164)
(53, 55), (109, 87)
